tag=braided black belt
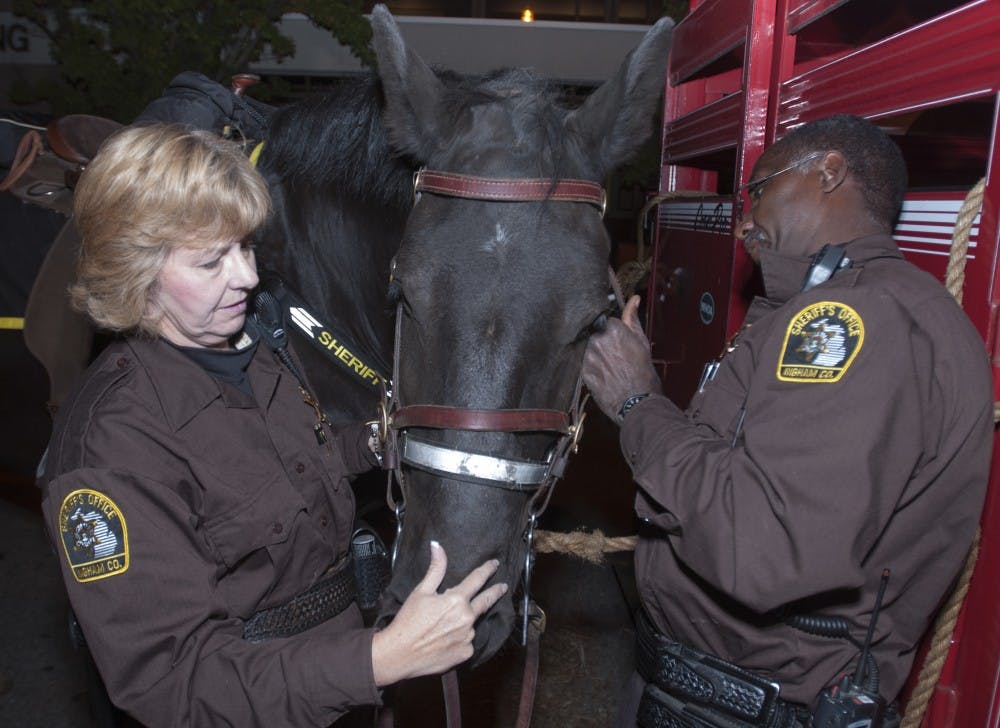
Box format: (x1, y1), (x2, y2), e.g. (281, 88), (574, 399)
(243, 558), (357, 643)
(635, 610), (807, 728)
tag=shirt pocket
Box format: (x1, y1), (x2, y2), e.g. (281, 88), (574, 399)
(202, 483), (306, 570)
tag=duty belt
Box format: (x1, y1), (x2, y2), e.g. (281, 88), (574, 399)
(635, 610), (807, 728)
(243, 557), (357, 642)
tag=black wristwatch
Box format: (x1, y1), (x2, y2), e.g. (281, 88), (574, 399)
(617, 393), (651, 423)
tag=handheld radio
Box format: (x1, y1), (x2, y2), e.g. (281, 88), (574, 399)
(811, 570), (891, 728)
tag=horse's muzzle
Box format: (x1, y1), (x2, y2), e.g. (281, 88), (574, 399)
(375, 579), (518, 668)
(470, 593), (517, 666)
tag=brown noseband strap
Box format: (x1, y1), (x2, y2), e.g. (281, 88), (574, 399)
(414, 169), (606, 214)
(391, 405), (570, 433)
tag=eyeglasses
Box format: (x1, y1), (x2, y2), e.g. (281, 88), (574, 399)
(740, 152), (825, 204)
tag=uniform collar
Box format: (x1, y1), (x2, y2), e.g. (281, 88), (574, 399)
(126, 336), (283, 431)
(839, 233), (903, 265)
(757, 248), (812, 303)
(758, 233), (902, 303)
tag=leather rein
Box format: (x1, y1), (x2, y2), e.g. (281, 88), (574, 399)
(374, 167), (608, 728)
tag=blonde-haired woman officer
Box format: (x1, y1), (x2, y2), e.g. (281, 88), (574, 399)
(41, 124), (506, 727)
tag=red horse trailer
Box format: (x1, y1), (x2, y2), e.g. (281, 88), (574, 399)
(646, 0), (999, 724)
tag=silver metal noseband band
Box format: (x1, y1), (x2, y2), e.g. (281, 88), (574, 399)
(400, 434), (553, 490)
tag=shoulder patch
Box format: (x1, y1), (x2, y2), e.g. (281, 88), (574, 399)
(58, 489), (130, 583)
(777, 301), (864, 383)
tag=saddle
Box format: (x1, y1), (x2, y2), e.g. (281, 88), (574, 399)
(47, 115), (123, 167)
(1, 114), (122, 215)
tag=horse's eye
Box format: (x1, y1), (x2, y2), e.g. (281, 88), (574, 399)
(573, 312), (609, 344)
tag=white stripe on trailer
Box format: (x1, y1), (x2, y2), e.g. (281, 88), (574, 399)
(894, 198), (980, 255)
(654, 198), (981, 253)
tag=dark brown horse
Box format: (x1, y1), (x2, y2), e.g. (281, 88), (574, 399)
(366, 6), (673, 664)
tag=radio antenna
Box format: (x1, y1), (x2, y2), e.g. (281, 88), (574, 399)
(854, 569), (890, 688)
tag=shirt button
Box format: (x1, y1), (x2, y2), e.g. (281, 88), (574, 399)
(116, 357), (128, 369)
(295, 462), (306, 474)
(272, 522), (283, 534)
(319, 515), (329, 527)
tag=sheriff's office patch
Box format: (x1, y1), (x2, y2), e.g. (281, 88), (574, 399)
(58, 489), (129, 583)
(777, 301), (864, 383)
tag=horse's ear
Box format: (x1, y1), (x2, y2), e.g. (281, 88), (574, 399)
(565, 17), (674, 177)
(370, 4), (448, 161)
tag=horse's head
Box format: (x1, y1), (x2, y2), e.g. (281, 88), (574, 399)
(370, 4), (673, 663)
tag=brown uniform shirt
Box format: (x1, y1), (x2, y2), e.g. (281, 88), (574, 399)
(621, 234), (992, 705)
(40, 336), (381, 727)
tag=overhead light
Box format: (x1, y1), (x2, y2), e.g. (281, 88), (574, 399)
(521, 8), (534, 22)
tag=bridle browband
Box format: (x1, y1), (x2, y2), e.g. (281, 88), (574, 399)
(414, 168), (607, 216)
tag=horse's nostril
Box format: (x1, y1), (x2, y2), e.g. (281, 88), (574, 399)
(470, 597), (517, 666)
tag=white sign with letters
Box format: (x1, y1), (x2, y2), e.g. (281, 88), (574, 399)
(0, 12), (51, 65)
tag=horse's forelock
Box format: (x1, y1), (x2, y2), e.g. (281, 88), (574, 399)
(427, 70), (585, 181)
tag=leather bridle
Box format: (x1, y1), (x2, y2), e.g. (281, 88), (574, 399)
(375, 167), (608, 631)
(373, 167), (610, 728)
(412, 168), (607, 214)
(379, 322), (588, 647)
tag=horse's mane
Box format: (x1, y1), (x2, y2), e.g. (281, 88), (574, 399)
(261, 73), (414, 211)
(263, 67), (580, 207)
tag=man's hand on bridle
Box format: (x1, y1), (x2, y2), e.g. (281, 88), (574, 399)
(582, 295), (663, 423)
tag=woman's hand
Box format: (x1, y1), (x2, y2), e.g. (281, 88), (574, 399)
(371, 541), (507, 686)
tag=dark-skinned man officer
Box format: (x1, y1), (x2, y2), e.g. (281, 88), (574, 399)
(583, 114), (992, 728)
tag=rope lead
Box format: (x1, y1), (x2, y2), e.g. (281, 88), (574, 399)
(534, 529), (637, 564)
